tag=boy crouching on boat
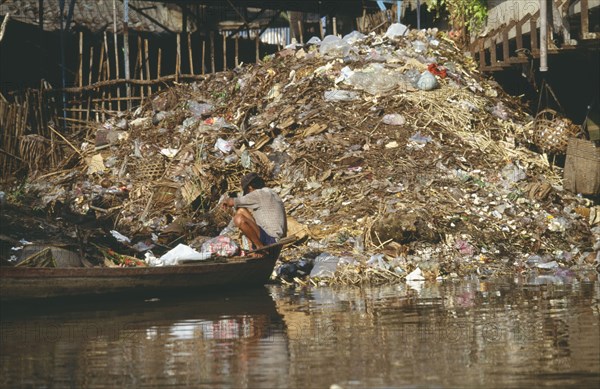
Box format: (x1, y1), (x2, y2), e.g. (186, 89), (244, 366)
(221, 172), (287, 258)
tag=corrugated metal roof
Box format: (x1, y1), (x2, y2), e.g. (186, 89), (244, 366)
(0, 0), (183, 33)
(0, 0), (370, 34)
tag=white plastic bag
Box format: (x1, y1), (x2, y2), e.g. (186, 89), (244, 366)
(158, 244), (211, 266)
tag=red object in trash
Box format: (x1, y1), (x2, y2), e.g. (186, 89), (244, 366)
(427, 63), (447, 79)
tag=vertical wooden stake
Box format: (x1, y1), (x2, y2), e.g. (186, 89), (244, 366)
(235, 35), (239, 67)
(581, 0), (589, 37)
(113, 0), (121, 111)
(104, 31), (112, 111)
(87, 45), (94, 122)
(255, 34), (259, 63)
(202, 39), (206, 74)
(176, 33), (181, 82)
(319, 18), (324, 39)
(333, 17), (337, 36)
(113, 32), (121, 111)
(137, 35), (144, 102)
(222, 32), (227, 71)
(297, 20), (304, 44)
(144, 39), (151, 96)
(78, 31), (83, 126)
(187, 32), (194, 74)
(157, 47), (162, 77)
(88, 46), (94, 85)
(210, 31), (215, 73)
(97, 43), (105, 122)
(78, 32), (83, 87)
(123, 0), (131, 110)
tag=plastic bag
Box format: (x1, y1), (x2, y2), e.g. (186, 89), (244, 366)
(417, 71), (438, 91)
(385, 23), (408, 38)
(187, 101), (214, 117)
(157, 244), (211, 266)
(215, 138), (233, 154)
(201, 235), (240, 257)
(382, 114), (406, 126)
(309, 253), (339, 278)
(324, 89), (360, 102)
(320, 35), (354, 57)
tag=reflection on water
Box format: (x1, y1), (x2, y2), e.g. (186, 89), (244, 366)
(1, 276), (599, 388)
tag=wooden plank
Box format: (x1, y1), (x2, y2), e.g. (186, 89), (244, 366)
(255, 34), (259, 63)
(223, 32), (227, 71)
(490, 38), (498, 66)
(502, 25), (510, 62)
(144, 39), (151, 96)
(235, 35), (239, 67)
(187, 32), (194, 75)
(104, 32), (112, 111)
(530, 18), (538, 54)
(176, 33), (181, 82)
(515, 18), (523, 51)
(157, 47), (162, 77)
(201, 39), (206, 75)
(210, 31), (215, 73)
(137, 35), (144, 102)
(478, 39), (486, 69)
(581, 0), (589, 38)
(113, 31), (121, 112)
(78, 31), (83, 127)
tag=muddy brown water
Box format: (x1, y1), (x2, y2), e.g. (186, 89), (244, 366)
(1, 276), (598, 388)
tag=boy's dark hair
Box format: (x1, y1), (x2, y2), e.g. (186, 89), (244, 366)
(241, 172), (265, 194)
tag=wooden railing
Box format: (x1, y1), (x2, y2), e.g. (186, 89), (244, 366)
(470, 0), (599, 72)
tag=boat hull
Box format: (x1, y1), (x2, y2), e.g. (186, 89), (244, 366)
(0, 255), (277, 301)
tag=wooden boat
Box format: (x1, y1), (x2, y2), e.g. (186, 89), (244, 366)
(0, 238), (292, 302)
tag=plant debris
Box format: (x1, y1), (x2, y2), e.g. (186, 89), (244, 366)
(1, 25), (598, 285)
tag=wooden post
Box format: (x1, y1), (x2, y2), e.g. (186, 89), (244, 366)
(297, 20), (304, 44)
(210, 31), (215, 73)
(516, 19), (524, 52)
(502, 27), (509, 63)
(235, 35), (239, 67)
(479, 39), (486, 69)
(255, 34), (259, 63)
(87, 45), (93, 122)
(144, 39), (150, 96)
(88, 46), (94, 85)
(187, 32), (194, 74)
(490, 38), (497, 66)
(202, 39), (206, 74)
(104, 31), (112, 111)
(176, 33), (181, 82)
(78, 32), (83, 87)
(157, 47), (162, 77)
(223, 32), (227, 71)
(320, 18), (325, 39)
(361, 8), (367, 32)
(530, 19), (538, 53)
(78, 31), (83, 125)
(137, 35), (144, 101)
(581, 0), (589, 37)
(123, 0), (131, 110)
(113, 0), (121, 111)
(333, 17), (337, 36)
(97, 43), (105, 121)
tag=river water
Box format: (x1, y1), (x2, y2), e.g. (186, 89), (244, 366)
(1, 275), (599, 388)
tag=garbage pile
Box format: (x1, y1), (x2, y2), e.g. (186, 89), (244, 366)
(6, 24), (599, 283)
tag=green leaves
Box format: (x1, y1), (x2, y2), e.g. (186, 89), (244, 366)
(426, 0), (488, 34)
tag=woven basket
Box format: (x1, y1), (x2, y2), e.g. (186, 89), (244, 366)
(532, 109), (580, 154)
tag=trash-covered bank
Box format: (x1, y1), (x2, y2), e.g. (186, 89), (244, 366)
(1, 24), (598, 285)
